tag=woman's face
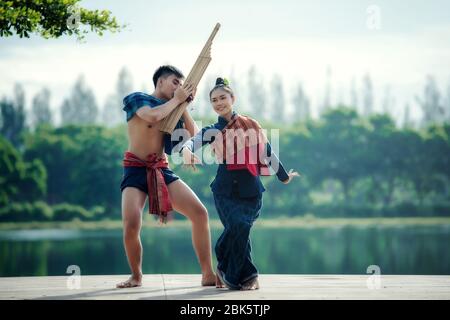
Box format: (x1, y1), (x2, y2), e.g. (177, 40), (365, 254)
(210, 88), (235, 117)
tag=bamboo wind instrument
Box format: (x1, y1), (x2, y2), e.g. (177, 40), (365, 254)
(159, 23), (221, 134)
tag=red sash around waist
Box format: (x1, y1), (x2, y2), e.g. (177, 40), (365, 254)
(123, 151), (172, 223)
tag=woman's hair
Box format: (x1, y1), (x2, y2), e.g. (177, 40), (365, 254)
(209, 77), (234, 98)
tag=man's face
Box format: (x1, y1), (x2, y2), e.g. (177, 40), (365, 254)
(159, 74), (183, 99)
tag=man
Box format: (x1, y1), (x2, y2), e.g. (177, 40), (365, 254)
(117, 65), (216, 288)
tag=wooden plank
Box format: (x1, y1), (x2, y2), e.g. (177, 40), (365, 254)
(0, 275), (449, 300)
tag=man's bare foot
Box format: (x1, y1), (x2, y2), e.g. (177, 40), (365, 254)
(116, 275), (142, 289)
(201, 272), (216, 286)
(241, 277), (259, 290)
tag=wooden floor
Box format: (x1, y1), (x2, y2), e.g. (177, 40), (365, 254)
(0, 274), (449, 300)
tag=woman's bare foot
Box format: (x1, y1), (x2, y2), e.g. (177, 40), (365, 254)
(241, 277), (259, 290)
(215, 268), (231, 289)
(215, 273), (225, 288)
(116, 275), (142, 288)
(201, 272), (216, 286)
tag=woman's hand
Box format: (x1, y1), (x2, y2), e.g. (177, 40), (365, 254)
(182, 147), (201, 171)
(282, 169), (300, 184)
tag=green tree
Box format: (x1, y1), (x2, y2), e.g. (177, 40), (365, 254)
(102, 67), (133, 127)
(310, 108), (369, 202)
(31, 87), (53, 128)
(60, 75), (99, 125)
(24, 125), (79, 204)
(0, 0), (125, 40)
(365, 114), (399, 206)
(247, 66), (267, 119)
(0, 83), (27, 147)
(416, 75), (446, 127)
(292, 83), (311, 123)
(24, 124), (127, 214)
(0, 135), (46, 206)
(271, 75), (285, 123)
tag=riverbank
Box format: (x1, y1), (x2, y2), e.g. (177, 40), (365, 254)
(1, 216), (449, 230)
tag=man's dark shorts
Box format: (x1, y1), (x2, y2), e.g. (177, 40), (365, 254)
(120, 166), (180, 194)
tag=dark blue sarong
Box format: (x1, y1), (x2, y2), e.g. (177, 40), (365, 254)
(213, 191), (262, 289)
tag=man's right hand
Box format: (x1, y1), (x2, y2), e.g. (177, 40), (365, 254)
(174, 83), (195, 104)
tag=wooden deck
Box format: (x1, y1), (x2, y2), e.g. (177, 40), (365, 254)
(0, 274), (449, 300)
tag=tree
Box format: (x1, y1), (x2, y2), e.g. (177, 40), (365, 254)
(102, 67), (133, 127)
(60, 75), (99, 125)
(116, 67), (133, 100)
(271, 75), (285, 123)
(402, 103), (412, 129)
(247, 66), (267, 119)
(382, 85), (395, 115)
(196, 74), (217, 118)
(0, 83), (27, 147)
(366, 114), (398, 206)
(0, 0), (125, 40)
(310, 108), (369, 202)
(0, 135), (46, 206)
(362, 73), (374, 117)
(292, 83), (311, 122)
(446, 83), (450, 122)
(31, 87), (53, 128)
(350, 77), (358, 110)
(321, 66), (332, 115)
(416, 75), (445, 127)
(23, 125), (127, 213)
(24, 125), (79, 204)
(101, 94), (120, 127)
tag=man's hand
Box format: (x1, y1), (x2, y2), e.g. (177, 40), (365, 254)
(182, 147), (202, 171)
(282, 169), (301, 184)
(187, 87), (197, 103)
(174, 83), (195, 104)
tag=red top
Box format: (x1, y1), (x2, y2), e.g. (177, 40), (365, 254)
(212, 114), (270, 177)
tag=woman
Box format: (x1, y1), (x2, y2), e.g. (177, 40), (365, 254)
(180, 78), (299, 290)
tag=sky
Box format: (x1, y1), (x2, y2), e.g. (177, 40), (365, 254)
(1, 0), (450, 125)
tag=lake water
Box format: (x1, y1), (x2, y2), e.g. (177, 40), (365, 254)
(0, 224), (449, 277)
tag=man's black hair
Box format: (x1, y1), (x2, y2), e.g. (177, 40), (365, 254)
(152, 65), (185, 88)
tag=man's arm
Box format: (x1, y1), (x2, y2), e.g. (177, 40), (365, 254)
(136, 98), (182, 123)
(136, 85), (193, 123)
(182, 109), (200, 138)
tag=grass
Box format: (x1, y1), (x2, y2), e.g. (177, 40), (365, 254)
(1, 216), (450, 231)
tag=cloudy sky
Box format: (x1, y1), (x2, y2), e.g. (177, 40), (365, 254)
(1, 0), (449, 124)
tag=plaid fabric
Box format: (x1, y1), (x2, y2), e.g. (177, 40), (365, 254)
(123, 92), (164, 122)
(122, 151), (173, 223)
(211, 114), (270, 176)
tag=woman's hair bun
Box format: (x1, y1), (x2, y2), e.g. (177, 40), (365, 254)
(215, 77), (229, 86)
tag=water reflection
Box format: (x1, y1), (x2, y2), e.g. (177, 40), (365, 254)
(0, 225), (449, 277)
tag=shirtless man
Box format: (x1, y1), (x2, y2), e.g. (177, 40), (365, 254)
(116, 65), (216, 288)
